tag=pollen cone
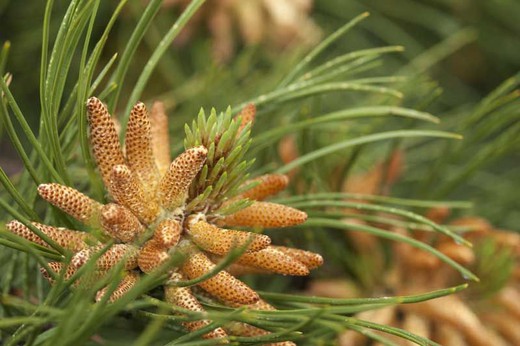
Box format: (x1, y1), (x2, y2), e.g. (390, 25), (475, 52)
(6, 220), (92, 252)
(72, 244), (139, 270)
(109, 164), (159, 224)
(221, 201), (307, 228)
(125, 101), (160, 192)
(239, 174), (289, 201)
(236, 246), (310, 276)
(86, 97), (126, 190)
(165, 273), (228, 340)
(159, 146), (207, 209)
(188, 220), (271, 255)
(150, 101), (171, 175)
(96, 271), (139, 302)
(181, 251), (259, 305)
(100, 203), (145, 242)
(271, 246), (323, 270)
(137, 241), (169, 273)
(37, 183), (101, 226)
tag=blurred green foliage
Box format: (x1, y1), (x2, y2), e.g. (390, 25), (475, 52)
(1, 1), (518, 230)
(0, 0), (518, 344)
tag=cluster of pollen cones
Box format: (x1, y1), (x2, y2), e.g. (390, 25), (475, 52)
(6, 97), (323, 343)
(319, 212), (520, 346)
(309, 151), (520, 346)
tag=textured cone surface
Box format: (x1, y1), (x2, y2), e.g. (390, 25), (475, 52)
(222, 201), (307, 228)
(181, 251), (259, 304)
(96, 271), (139, 302)
(153, 219), (182, 247)
(7, 220), (91, 251)
(271, 246), (323, 269)
(248, 298), (276, 311)
(150, 101), (171, 175)
(226, 321), (270, 337)
(236, 103), (256, 134)
(225, 297), (276, 310)
(237, 246), (309, 276)
(137, 241), (169, 273)
(239, 174), (288, 201)
(109, 165), (159, 224)
(41, 262), (107, 288)
(72, 244), (139, 270)
(226, 322), (272, 345)
(40, 262), (76, 283)
(86, 97), (126, 189)
(226, 322), (295, 346)
(165, 273), (228, 340)
(158, 146), (207, 209)
(188, 221), (271, 255)
(37, 184), (101, 225)
(224, 262), (270, 276)
(100, 203), (145, 242)
(125, 102), (160, 192)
